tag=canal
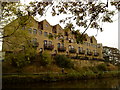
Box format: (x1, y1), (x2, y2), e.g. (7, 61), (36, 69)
(3, 77), (120, 89)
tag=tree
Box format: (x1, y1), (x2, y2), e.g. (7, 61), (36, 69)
(3, 16), (38, 68)
(1, 1), (119, 39)
(51, 1), (118, 39)
(0, 2), (50, 38)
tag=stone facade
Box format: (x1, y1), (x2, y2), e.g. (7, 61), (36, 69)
(3, 16), (104, 60)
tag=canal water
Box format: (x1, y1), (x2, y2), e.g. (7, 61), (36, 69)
(3, 78), (120, 89)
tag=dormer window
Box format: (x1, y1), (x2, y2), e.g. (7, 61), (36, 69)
(38, 22), (43, 30)
(90, 38), (93, 43)
(59, 28), (61, 30)
(52, 26), (57, 33)
(46, 24), (48, 27)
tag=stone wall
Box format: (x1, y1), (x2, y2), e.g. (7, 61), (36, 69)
(72, 59), (104, 68)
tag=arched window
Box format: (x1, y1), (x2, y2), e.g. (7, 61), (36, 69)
(90, 38), (93, 43)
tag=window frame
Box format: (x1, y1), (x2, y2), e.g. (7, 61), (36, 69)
(33, 29), (37, 34)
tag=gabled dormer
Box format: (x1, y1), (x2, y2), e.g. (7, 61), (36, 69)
(38, 19), (52, 31)
(38, 21), (43, 30)
(52, 24), (63, 34)
(83, 34), (89, 42)
(90, 36), (97, 44)
(52, 25), (57, 33)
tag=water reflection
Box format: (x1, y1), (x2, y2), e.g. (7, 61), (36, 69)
(3, 78), (120, 88)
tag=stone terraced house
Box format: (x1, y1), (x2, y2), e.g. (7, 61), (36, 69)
(3, 16), (104, 60)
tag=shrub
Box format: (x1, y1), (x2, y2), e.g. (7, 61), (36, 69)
(54, 55), (74, 68)
(5, 51), (35, 69)
(96, 63), (107, 71)
(39, 51), (52, 66)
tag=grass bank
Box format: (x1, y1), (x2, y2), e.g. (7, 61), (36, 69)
(3, 70), (120, 84)
(3, 54), (120, 83)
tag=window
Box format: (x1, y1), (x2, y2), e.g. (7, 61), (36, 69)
(84, 42), (87, 45)
(28, 28), (32, 33)
(39, 30), (42, 35)
(97, 44), (100, 48)
(33, 38), (37, 43)
(86, 42), (88, 46)
(49, 33), (52, 36)
(88, 43), (90, 46)
(94, 50), (97, 53)
(59, 28), (61, 30)
(46, 24), (48, 27)
(53, 34), (57, 39)
(58, 43), (60, 48)
(38, 22), (43, 30)
(54, 50), (57, 54)
(49, 41), (52, 45)
(60, 35), (64, 39)
(71, 39), (74, 43)
(86, 48), (89, 51)
(66, 52), (69, 55)
(71, 46), (74, 49)
(65, 32), (68, 36)
(52, 26), (57, 33)
(61, 43), (64, 47)
(58, 36), (60, 40)
(22, 26), (25, 30)
(68, 45), (71, 49)
(66, 36), (68, 40)
(58, 35), (64, 40)
(40, 48), (43, 53)
(90, 38), (93, 43)
(69, 38), (74, 43)
(78, 47), (83, 51)
(44, 40), (47, 45)
(44, 32), (48, 37)
(33, 29), (37, 34)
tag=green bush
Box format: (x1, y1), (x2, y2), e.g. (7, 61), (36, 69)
(96, 63), (107, 71)
(39, 52), (52, 66)
(5, 52), (34, 68)
(54, 55), (74, 68)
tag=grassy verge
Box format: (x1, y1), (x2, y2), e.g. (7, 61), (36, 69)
(2, 70), (120, 84)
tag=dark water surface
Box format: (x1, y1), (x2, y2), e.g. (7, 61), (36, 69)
(3, 78), (120, 89)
